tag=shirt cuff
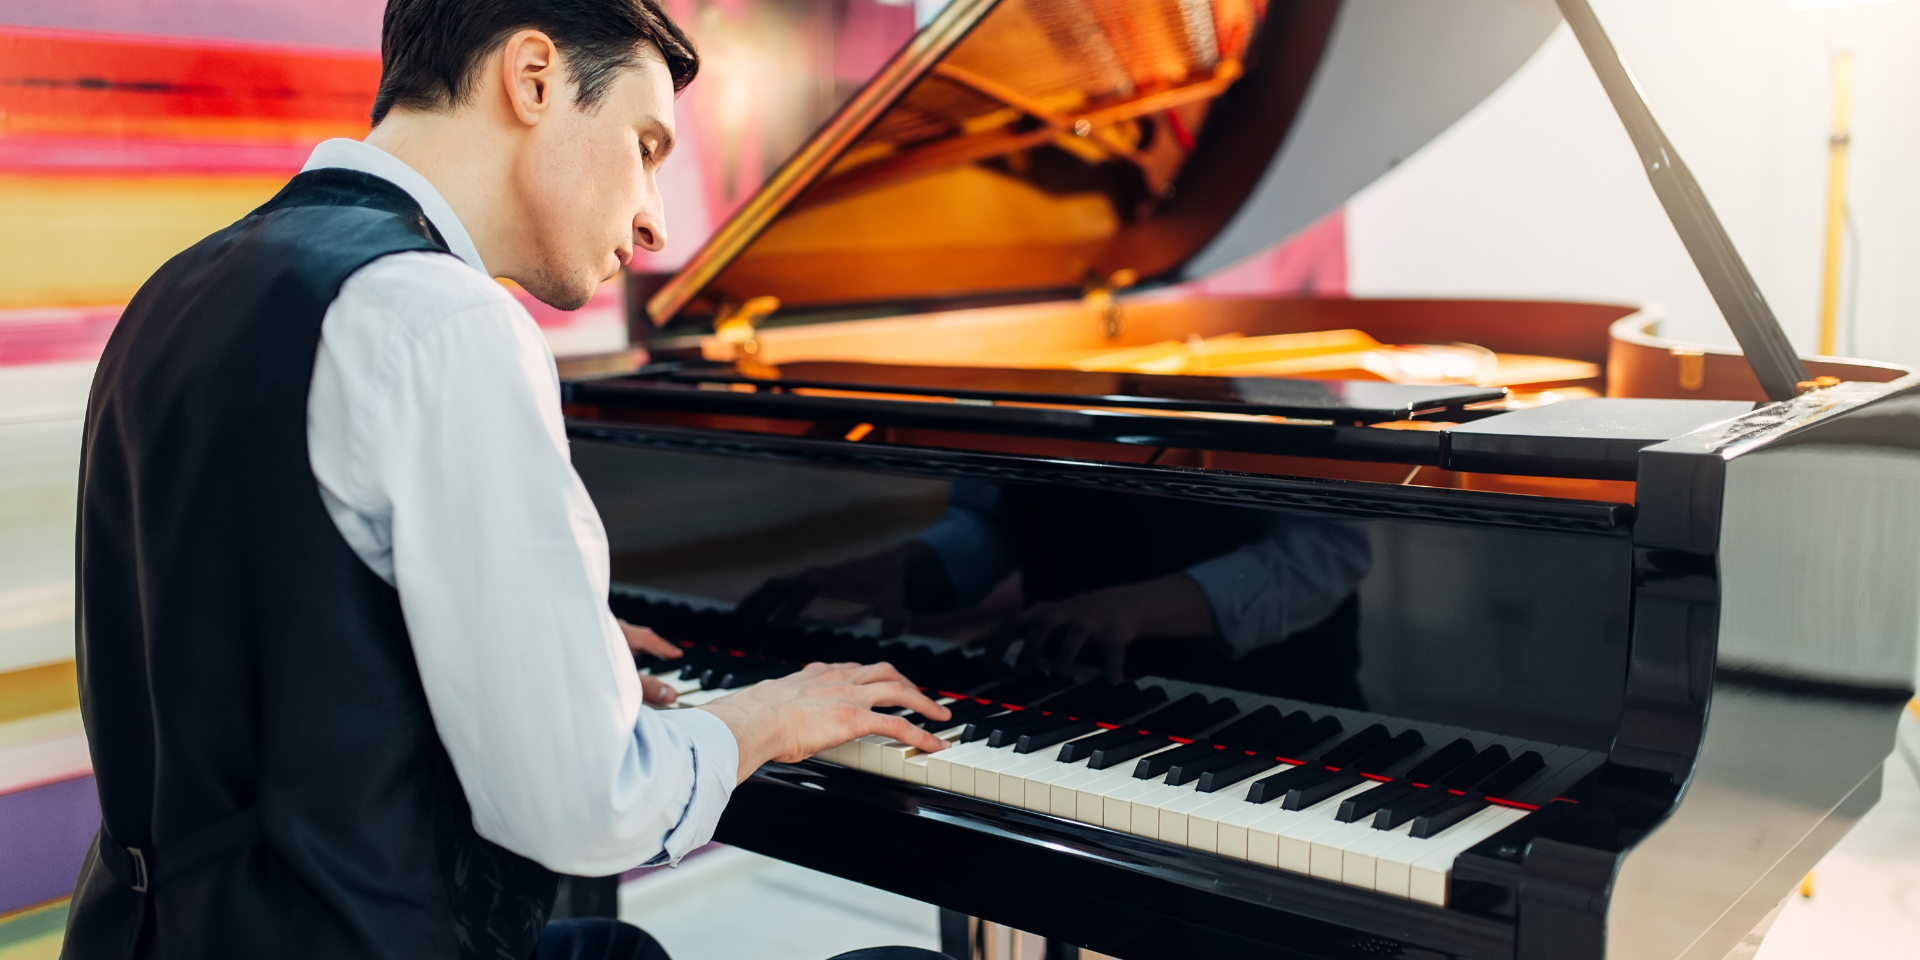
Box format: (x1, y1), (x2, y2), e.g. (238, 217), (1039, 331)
(644, 708), (740, 866)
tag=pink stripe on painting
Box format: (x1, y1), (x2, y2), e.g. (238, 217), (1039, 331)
(0, 137), (315, 174)
(0, 306), (121, 368)
(0, 2), (384, 53)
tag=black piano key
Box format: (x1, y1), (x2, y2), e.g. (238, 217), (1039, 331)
(1439, 746), (1511, 789)
(1282, 769), (1366, 810)
(1016, 718), (1102, 754)
(968, 707), (1053, 744)
(1134, 741), (1222, 780)
(1351, 730), (1425, 775)
(1269, 715), (1343, 758)
(990, 711), (1073, 747)
(1055, 691), (1202, 764)
(1409, 795), (1489, 839)
(1400, 738), (1477, 785)
(1058, 727), (1138, 764)
(1082, 733), (1173, 770)
(1372, 787), (1455, 830)
(1336, 780), (1419, 823)
(1167, 748), (1250, 787)
(1246, 763), (1331, 804)
(1472, 751), (1547, 798)
(1195, 755), (1285, 793)
(1157, 706), (1291, 780)
(980, 682), (1147, 745)
(1312, 724), (1392, 768)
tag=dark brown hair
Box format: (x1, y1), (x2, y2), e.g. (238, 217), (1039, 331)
(372, 0), (698, 125)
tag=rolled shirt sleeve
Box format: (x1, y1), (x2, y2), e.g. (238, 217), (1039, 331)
(1185, 513), (1374, 658)
(313, 254), (735, 876)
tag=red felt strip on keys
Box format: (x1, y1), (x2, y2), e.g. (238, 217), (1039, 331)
(1486, 797), (1540, 811)
(1166, 735), (1193, 744)
(1360, 773), (1392, 782)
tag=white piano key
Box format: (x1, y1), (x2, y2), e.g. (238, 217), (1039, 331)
(1182, 781), (1263, 852)
(968, 744), (1033, 800)
(1273, 782), (1381, 875)
(1408, 807), (1529, 905)
(901, 751), (932, 784)
(1372, 805), (1513, 900)
(1100, 775), (1170, 832)
(1307, 805), (1397, 882)
(1018, 754), (1095, 812)
(1341, 821), (1416, 889)
(1126, 779), (1200, 840)
(1053, 743), (1184, 821)
(925, 739), (999, 794)
(1214, 795), (1286, 860)
(996, 734), (1107, 809)
(859, 726), (965, 780)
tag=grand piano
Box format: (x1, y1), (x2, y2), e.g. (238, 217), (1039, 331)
(559, 1), (1920, 957)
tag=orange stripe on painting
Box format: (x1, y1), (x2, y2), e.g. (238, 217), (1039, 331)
(0, 26), (381, 128)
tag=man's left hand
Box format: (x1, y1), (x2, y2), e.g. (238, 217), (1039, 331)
(621, 619), (683, 706)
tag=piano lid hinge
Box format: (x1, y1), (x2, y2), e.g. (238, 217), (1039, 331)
(1082, 268), (1138, 339)
(713, 295), (782, 376)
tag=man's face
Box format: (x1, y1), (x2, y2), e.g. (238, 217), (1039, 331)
(512, 49), (675, 310)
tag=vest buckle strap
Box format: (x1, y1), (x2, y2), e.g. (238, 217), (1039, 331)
(127, 847), (149, 893)
(98, 808), (261, 894)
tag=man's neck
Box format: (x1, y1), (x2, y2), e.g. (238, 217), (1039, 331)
(364, 111), (520, 278)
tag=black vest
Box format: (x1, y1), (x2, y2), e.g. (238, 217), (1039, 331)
(66, 170), (557, 960)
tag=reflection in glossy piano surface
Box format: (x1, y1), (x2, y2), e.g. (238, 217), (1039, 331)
(568, 1), (1920, 958)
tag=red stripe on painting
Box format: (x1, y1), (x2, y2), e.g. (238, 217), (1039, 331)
(0, 27), (381, 126)
(0, 307), (121, 367)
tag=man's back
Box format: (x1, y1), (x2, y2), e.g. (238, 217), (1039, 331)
(67, 170), (556, 960)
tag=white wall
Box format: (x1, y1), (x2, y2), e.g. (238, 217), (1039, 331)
(1348, 0), (1920, 367)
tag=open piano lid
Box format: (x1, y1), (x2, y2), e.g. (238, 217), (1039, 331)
(647, 0), (1809, 402)
(646, 0), (1562, 326)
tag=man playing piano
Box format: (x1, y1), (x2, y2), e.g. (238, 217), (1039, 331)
(67, 1), (952, 958)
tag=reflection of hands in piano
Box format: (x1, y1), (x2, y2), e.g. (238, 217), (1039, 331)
(620, 619), (684, 706)
(978, 573), (1218, 682)
(736, 542), (950, 638)
(694, 661), (953, 784)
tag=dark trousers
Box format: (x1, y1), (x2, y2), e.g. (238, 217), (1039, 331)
(536, 919), (952, 960)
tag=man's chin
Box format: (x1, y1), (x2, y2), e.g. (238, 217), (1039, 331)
(515, 274), (595, 312)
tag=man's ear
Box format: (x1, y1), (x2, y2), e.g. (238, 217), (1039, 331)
(500, 29), (561, 127)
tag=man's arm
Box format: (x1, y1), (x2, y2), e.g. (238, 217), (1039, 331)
(335, 263), (944, 874)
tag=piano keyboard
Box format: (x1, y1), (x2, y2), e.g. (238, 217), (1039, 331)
(814, 678), (1604, 908)
(612, 586), (1605, 910)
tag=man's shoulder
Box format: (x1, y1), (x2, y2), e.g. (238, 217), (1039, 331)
(338, 251), (518, 324)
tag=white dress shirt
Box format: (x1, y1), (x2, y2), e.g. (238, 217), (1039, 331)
(301, 138), (737, 876)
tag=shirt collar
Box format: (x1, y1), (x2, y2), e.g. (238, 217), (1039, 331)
(301, 138), (489, 276)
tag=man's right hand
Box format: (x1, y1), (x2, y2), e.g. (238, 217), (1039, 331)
(694, 661), (952, 784)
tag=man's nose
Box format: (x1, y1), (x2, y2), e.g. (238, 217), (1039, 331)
(634, 201), (668, 253)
